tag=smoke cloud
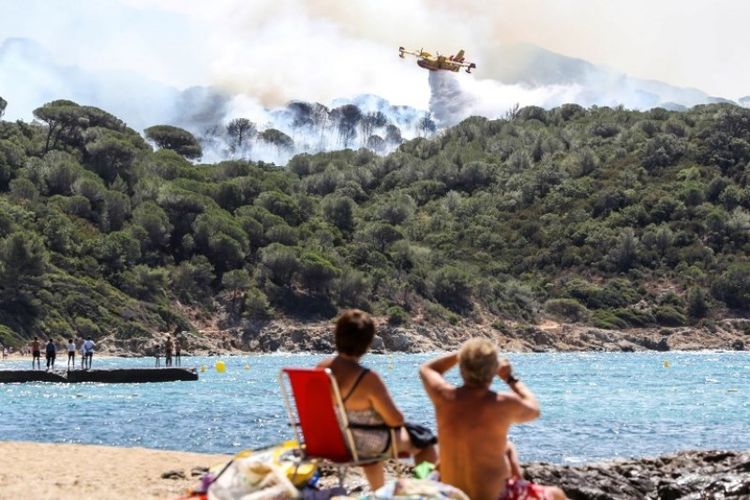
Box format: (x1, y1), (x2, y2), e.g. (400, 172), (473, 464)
(1, 0), (747, 165)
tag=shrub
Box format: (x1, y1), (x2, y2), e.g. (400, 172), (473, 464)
(243, 287), (272, 319)
(592, 310), (628, 330)
(611, 308), (654, 327)
(686, 287), (709, 319)
(431, 266), (473, 313)
(711, 264), (750, 309)
(654, 305), (687, 326)
(544, 298), (590, 323)
(74, 316), (101, 339)
(386, 305), (410, 325)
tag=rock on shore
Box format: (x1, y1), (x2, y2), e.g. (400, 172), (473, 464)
(226, 317), (749, 354)
(524, 450), (750, 500)
(94, 317), (750, 356)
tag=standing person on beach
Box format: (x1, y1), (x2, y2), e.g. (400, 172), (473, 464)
(164, 337), (173, 367)
(420, 339), (566, 500)
(174, 338), (181, 366)
(154, 345), (161, 367)
(78, 337), (86, 369)
(45, 339), (56, 370)
(31, 337), (41, 370)
(66, 338), (76, 369)
(83, 337), (95, 369)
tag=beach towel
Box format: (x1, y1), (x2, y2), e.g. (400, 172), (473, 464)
(498, 479), (550, 500)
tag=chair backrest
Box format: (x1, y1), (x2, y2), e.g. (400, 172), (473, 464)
(280, 368), (353, 463)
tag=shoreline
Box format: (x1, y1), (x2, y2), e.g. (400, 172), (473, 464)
(1, 347), (748, 362)
(3, 318), (748, 357)
(0, 441), (747, 499)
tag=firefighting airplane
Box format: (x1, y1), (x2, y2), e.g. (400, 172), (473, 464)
(398, 47), (476, 73)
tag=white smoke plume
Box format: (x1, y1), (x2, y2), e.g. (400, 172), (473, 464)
(1, 0), (745, 165)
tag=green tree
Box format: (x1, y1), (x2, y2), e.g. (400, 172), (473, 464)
(170, 255), (215, 303)
(686, 287), (709, 319)
(222, 268), (251, 304)
(83, 127), (141, 185)
(712, 264), (750, 309)
(431, 266), (472, 313)
(258, 129), (294, 150)
(97, 231), (141, 273)
(297, 251), (339, 294)
(132, 201), (172, 251)
(610, 228), (638, 271)
(259, 243), (298, 286)
(227, 118), (256, 153)
(359, 222), (403, 253)
(144, 125), (202, 159)
(0, 232), (47, 306)
(322, 195), (355, 232)
(33, 100), (83, 153)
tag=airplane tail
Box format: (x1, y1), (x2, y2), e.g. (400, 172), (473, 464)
(454, 49), (465, 62)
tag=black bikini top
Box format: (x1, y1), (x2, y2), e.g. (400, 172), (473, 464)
(341, 368), (370, 403)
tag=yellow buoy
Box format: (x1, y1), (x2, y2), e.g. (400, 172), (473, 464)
(200, 365), (206, 373)
(663, 360), (670, 368)
(244, 363), (250, 370)
(215, 360), (226, 373)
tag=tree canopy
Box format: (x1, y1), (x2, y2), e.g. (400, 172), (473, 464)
(144, 125), (202, 159)
(2, 99), (750, 347)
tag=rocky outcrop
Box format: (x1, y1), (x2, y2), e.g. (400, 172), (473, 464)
(94, 317), (750, 356)
(231, 318), (749, 354)
(314, 450), (750, 498)
(524, 450), (750, 500)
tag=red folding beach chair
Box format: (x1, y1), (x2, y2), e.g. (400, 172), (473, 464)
(279, 367), (401, 485)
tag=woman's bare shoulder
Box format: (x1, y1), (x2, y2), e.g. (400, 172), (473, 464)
(316, 357), (334, 369)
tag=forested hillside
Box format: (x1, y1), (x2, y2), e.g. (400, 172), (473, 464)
(1, 97), (750, 348)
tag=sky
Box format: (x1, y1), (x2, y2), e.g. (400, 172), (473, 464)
(1, 0), (749, 115)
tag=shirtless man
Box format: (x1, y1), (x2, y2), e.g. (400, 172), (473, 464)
(420, 338), (566, 500)
(31, 337), (41, 370)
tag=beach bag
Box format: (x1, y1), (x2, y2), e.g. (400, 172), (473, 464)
(206, 441), (317, 499)
(208, 459), (299, 500)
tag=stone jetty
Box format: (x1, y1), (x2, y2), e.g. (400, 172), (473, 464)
(0, 368), (198, 384)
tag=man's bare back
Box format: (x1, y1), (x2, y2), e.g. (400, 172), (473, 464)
(434, 386), (521, 499)
(420, 340), (566, 500)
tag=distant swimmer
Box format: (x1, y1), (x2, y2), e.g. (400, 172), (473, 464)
(31, 337), (41, 370)
(45, 339), (56, 370)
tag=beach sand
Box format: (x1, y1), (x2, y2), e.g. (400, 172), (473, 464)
(0, 441), (229, 499)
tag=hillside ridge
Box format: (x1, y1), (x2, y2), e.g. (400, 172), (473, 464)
(1, 99), (750, 353)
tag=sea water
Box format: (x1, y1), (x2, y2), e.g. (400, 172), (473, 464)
(0, 352), (748, 464)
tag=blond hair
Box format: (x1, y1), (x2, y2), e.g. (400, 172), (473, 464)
(459, 338), (499, 387)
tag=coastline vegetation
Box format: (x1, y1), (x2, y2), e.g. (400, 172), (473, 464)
(1, 98), (750, 347)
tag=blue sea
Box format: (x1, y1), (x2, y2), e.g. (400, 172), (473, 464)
(1, 352), (748, 464)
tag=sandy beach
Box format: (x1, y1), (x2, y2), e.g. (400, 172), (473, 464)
(0, 441), (228, 500)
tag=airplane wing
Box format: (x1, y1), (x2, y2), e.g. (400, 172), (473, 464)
(399, 46), (422, 58)
(453, 61), (477, 73)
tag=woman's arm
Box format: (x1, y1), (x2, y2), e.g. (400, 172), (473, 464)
(419, 352), (458, 403)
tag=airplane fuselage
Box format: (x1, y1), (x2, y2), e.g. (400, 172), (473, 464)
(417, 59), (461, 72)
